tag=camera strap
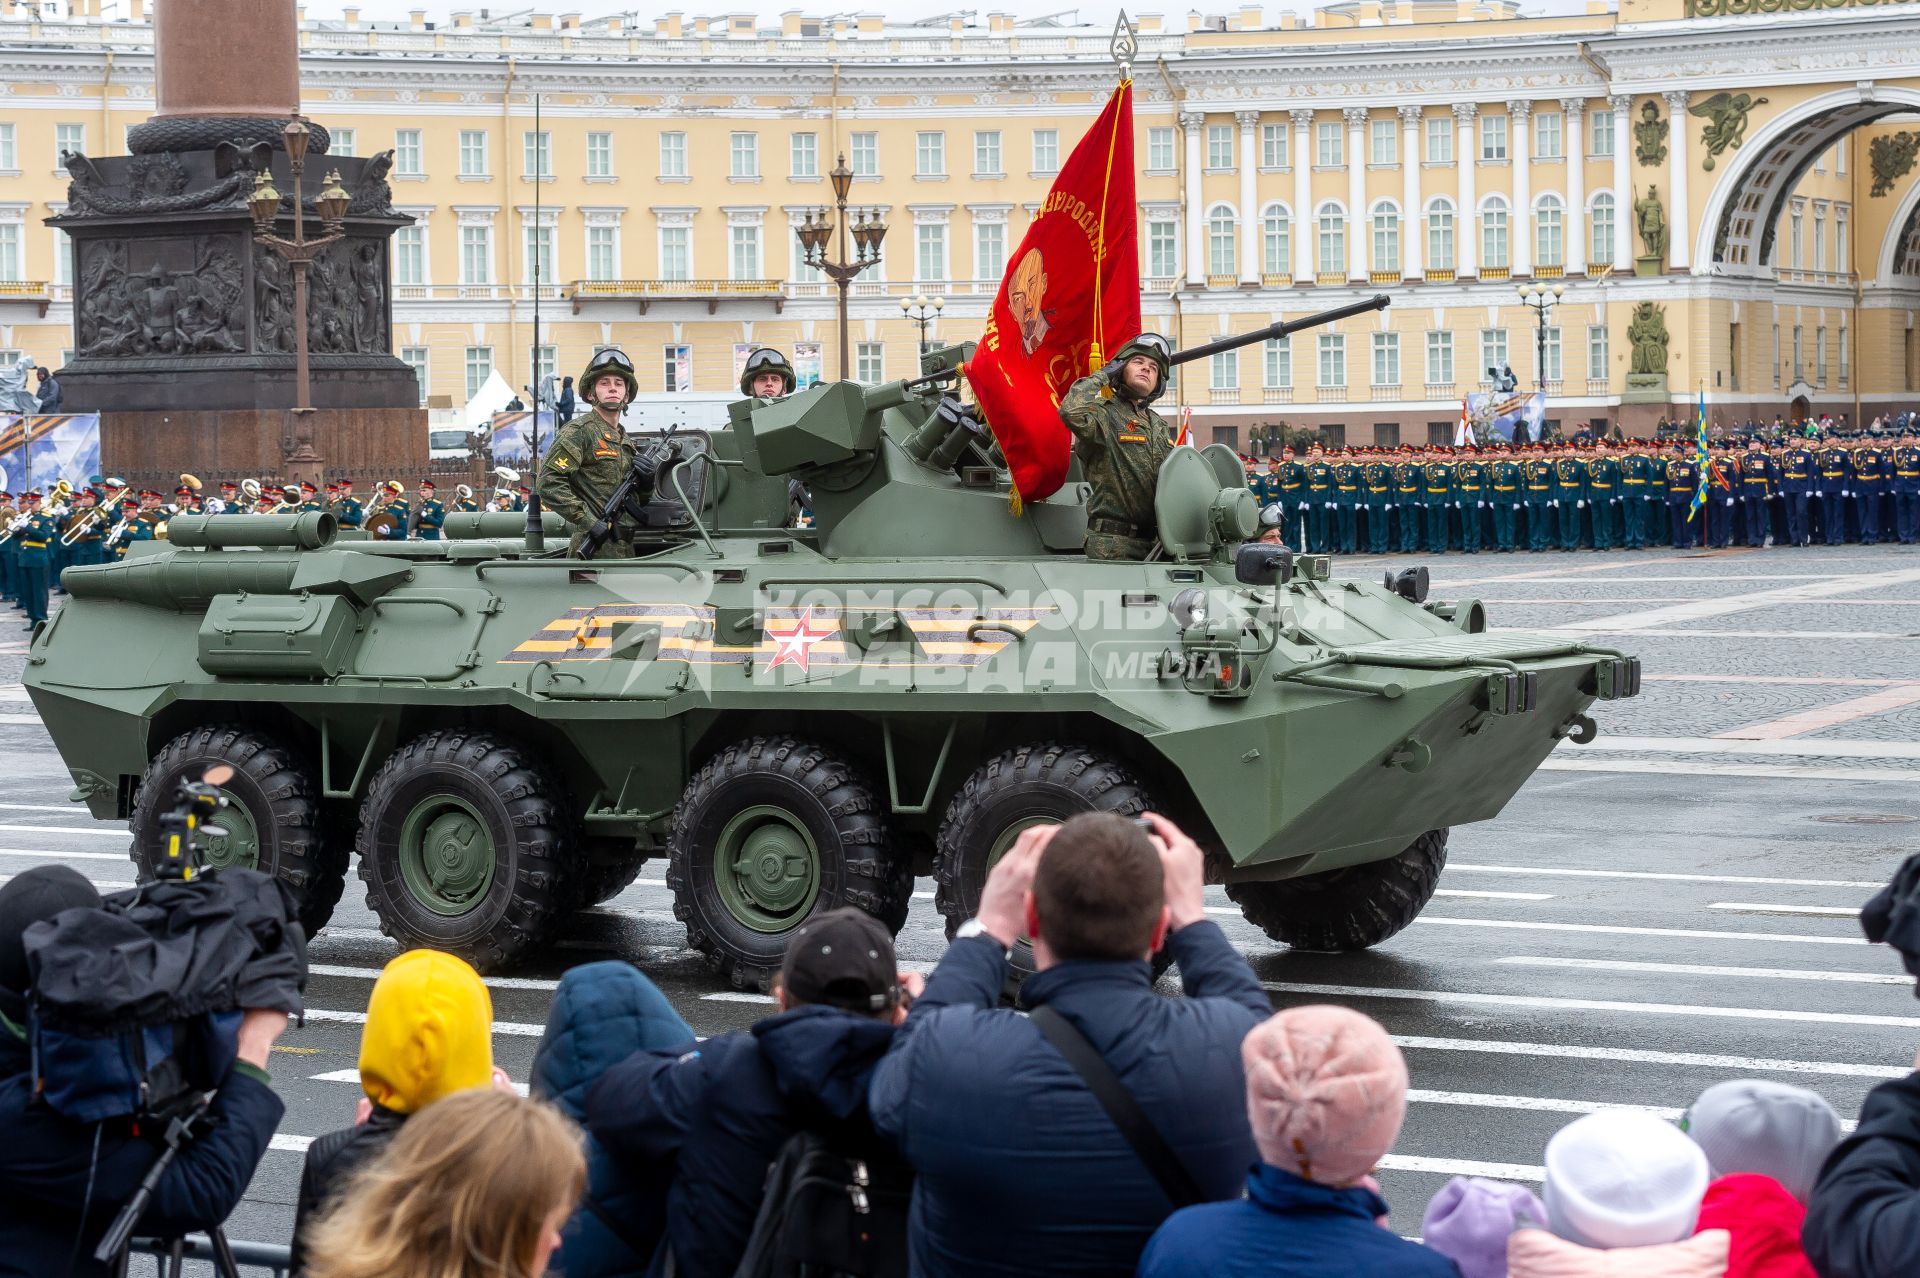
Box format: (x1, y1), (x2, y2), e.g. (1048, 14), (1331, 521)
(1028, 1004), (1203, 1209)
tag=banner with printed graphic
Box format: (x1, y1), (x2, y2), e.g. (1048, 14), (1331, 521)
(1467, 390), (1547, 443)
(0, 414), (102, 494)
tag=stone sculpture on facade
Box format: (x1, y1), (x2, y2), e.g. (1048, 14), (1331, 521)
(1870, 131), (1919, 197)
(1628, 304), (1670, 376)
(1634, 99), (1668, 166)
(1634, 185), (1668, 276)
(1690, 92), (1768, 171)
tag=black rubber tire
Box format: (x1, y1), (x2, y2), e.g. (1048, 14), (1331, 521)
(129, 724), (347, 936)
(933, 742), (1162, 980)
(666, 736), (908, 991)
(575, 856), (646, 907)
(1228, 829), (1449, 952)
(355, 730), (573, 972)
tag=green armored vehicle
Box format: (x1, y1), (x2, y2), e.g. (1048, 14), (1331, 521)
(26, 328), (1639, 984)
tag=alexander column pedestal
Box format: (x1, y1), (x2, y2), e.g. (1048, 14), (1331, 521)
(47, 0), (425, 488)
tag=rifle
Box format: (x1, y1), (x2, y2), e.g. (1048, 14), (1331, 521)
(576, 424), (679, 560)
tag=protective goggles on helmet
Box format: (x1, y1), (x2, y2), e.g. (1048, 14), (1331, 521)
(743, 348), (788, 374)
(1129, 333), (1173, 361)
(589, 347), (635, 371)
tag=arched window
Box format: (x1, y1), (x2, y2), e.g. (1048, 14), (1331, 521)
(1316, 202), (1346, 277)
(1371, 202), (1400, 275)
(1589, 193), (1616, 265)
(1535, 194), (1564, 269)
(1481, 196), (1510, 270)
(1207, 205), (1237, 277)
(1426, 198), (1455, 272)
(1262, 205), (1290, 276)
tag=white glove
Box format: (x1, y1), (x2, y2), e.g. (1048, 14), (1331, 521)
(1477, 501), (1486, 509)
(1578, 500), (1587, 509)
(1549, 499), (1559, 508)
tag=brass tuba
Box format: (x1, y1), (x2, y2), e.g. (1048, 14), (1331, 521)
(241, 478), (263, 503)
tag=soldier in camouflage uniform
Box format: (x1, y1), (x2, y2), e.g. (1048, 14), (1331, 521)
(1059, 333), (1174, 561)
(538, 348), (641, 557)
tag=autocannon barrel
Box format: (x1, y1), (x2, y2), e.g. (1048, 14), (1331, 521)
(62, 553), (305, 610)
(166, 512), (337, 550)
(1170, 294), (1392, 366)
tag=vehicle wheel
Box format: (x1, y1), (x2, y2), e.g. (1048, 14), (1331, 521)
(1228, 828), (1448, 952)
(666, 736), (908, 990)
(574, 855), (646, 907)
(130, 724), (347, 936)
(355, 730), (573, 972)
(933, 742), (1160, 979)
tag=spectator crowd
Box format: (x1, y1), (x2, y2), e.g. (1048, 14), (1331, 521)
(2, 815), (1918, 1278)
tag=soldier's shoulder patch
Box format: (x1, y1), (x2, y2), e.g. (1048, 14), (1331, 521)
(552, 457), (570, 469)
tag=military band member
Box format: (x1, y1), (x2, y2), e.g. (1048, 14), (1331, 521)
(63, 487), (106, 569)
(0, 492), (17, 604)
(414, 479), (447, 540)
(111, 496), (154, 560)
(374, 482), (410, 539)
(454, 484), (481, 515)
(208, 480), (239, 515)
(14, 492), (54, 627)
(334, 479), (365, 530)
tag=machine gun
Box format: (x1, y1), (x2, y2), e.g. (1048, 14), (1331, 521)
(577, 424), (680, 560)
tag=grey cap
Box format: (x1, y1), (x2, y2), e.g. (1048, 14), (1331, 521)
(1682, 1079), (1842, 1204)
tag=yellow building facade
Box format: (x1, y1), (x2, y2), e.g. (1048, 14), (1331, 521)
(2, 0), (1919, 446)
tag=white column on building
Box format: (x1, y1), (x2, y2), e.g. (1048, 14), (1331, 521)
(1291, 108), (1315, 282)
(1664, 90), (1691, 271)
(1509, 100), (1532, 276)
(1345, 107), (1368, 281)
(1181, 110), (1205, 288)
(1562, 98), (1586, 275)
(1610, 95), (1632, 273)
(1237, 110), (1261, 284)
(1454, 102), (1478, 278)
(1399, 104), (1423, 280)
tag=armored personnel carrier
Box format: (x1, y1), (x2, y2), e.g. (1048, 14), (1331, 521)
(26, 331), (1639, 984)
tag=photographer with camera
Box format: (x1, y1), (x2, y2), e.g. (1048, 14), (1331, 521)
(0, 865), (291, 1278)
(1801, 852), (1920, 1278)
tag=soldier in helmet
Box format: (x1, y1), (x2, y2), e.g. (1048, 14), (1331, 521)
(739, 347), (797, 400)
(1058, 333), (1174, 561)
(539, 347), (640, 557)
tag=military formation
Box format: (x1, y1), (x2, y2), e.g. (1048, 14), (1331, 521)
(1247, 431), (1920, 556)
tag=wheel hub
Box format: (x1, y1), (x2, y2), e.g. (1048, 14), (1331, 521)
(714, 805), (821, 933)
(398, 796), (497, 916)
(197, 789), (260, 871)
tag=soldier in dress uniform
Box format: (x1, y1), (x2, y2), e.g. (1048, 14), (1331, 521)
(1667, 445), (1701, 550)
(0, 492), (17, 605)
(1486, 444), (1522, 552)
(1056, 333), (1174, 562)
(1892, 429), (1920, 546)
(63, 486), (106, 570)
(1422, 448), (1456, 555)
(1361, 450), (1394, 554)
(1392, 447), (1425, 552)
(334, 479), (365, 530)
(1738, 439), (1776, 548)
(1454, 449), (1486, 555)
(454, 484), (481, 515)
(13, 492), (55, 628)
(1816, 436), (1851, 544)
(1523, 446), (1557, 552)
(1705, 445), (1737, 549)
(414, 480), (447, 540)
(1275, 449), (1305, 549)
(1851, 439), (1887, 546)
(1553, 445), (1588, 551)
(1778, 438), (1815, 546)
(210, 480), (240, 514)
(1618, 441), (1653, 550)
(1586, 442), (1621, 552)
(1301, 444), (1335, 554)
(1331, 450), (1361, 554)
(111, 495), (155, 559)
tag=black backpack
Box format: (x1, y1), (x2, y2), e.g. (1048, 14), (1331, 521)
(729, 1128), (913, 1278)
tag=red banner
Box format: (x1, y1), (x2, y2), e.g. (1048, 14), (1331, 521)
(967, 80), (1139, 506)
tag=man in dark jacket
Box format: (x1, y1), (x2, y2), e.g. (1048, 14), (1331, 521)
(532, 961), (695, 1278)
(1802, 1057), (1920, 1278)
(0, 866), (287, 1278)
(869, 811), (1271, 1278)
(588, 908), (922, 1278)
(33, 367), (62, 414)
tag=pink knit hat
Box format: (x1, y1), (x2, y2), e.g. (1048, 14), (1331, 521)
(1241, 1005), (1409, 1186)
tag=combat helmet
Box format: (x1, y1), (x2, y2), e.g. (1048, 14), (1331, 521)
(1111, 332), (1172, 403)
(579, 347), (638, 406)
(738, 347), (797, 398)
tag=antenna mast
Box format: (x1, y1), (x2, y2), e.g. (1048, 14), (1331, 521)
(523, 90), (546, 552)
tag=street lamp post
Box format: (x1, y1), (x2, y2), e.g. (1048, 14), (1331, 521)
(1516, 282), (1565, 393)
(901, 293), (944, 355)
(797, 155), (887, 380)
(250, 115), (352, 484)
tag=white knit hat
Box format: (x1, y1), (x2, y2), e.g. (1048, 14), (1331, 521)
(1542, 1112), (1710, 1249)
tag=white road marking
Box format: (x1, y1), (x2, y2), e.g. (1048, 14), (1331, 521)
(0, 801), (106, 814)
(0, 714), (42, 726)
(309, 1066), (529, 1096)
(1496, 956), (1904, 985)
(1377, 1154), (1544, 1182)
(1262, 980), (1920, 1029)
(1450, 862), (1883, 889)
(1538, 758), (1920, 784)
(0, 822), (127, 838)
(1394, 1033), (1909, 1079)
(1413, 915), (1865, 946)
(302, 1008), (550, 1036)
(1708, 902), (1862, 918)
(1649, 674), (1920, 687)
(1408, 1088), (1682, 1120)
(0, 846), (126, 861)
(1549, 567), (1920, 632)
(0, 873), (133, 889)
(1432, 888), (1554, 901)
(308, 963), (565, 992)
(703, 991), (777, 1004)
(270, 1134), (314, 1153)
(1580, 736), (1920, 761)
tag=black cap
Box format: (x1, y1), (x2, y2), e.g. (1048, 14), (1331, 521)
(0, 865), (101, 1020)
(781, 907), (900, 1013)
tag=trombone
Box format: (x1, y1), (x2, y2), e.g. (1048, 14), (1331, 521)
(60, 478), (131, 546)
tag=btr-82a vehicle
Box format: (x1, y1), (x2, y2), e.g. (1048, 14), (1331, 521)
(26, 321), (1639, 985)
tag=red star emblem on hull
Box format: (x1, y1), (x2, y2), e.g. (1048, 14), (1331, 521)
(765, 605), (839, 672)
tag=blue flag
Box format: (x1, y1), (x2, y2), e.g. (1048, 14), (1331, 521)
(1687, 391), (1709, 522)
